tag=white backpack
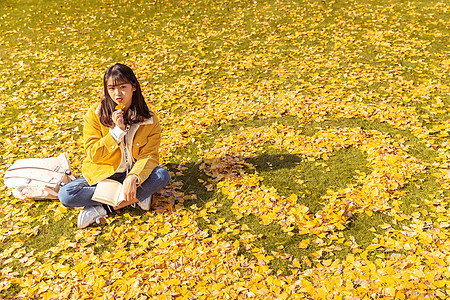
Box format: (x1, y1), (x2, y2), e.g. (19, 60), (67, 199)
(4, 153), (75, 200)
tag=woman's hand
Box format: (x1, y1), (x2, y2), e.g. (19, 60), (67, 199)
(123, 174), (138, 202)
(112, 109), (126, 131)
(113, 174), (139, 210)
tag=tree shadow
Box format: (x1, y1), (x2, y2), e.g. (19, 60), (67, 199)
(159, 153), (303, 212)
(245, 153), (303, 172)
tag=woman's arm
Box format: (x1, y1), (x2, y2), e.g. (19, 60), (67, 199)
(128, 115), (161, 186)
(117, 116), (161, 207)
(83, 105), (120, 163)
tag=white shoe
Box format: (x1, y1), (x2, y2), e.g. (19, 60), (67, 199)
(78, 206), (107, 228)
(138, 195), (152, 210)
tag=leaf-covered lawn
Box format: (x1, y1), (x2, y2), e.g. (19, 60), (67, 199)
(1, 0), (449, 298)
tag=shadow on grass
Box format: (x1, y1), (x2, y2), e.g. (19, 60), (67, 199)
(167, 149), (375, 272)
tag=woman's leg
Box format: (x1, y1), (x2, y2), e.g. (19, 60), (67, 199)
(58, 177), (108, 228)
(59, 172), (127, 208)
(59, 168), (169, 210)
(58, 177), (99, 208)
(136, 166), (171, 202)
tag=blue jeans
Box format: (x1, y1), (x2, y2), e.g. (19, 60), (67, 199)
(58, 166), (170, 208)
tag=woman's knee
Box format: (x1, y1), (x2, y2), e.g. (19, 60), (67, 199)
(58, 184), (73, 207)
(155, 167), (171, 186)
(58, 178), (88, 207)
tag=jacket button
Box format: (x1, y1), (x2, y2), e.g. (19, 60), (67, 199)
(136, 143), (140, 146)
(143, 175), (146, 179)
(111, 146), (115, 149)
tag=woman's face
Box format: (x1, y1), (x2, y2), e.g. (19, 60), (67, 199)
(106, 77), (136, 111)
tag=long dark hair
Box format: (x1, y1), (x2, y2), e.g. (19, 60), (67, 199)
(99, 63), (152, 127)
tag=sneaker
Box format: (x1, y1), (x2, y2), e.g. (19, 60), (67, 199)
(77, 206), (107, 228)
(137, 195), (152, 210)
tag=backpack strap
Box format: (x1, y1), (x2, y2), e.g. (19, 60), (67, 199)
(44, 187), (59, 198)
(3, 175), (62, 186)
(5, 166), (70, 174)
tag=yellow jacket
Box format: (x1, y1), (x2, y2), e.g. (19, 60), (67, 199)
(82, 103), (161, 186)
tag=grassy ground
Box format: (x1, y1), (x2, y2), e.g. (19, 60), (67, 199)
(0, 0), (449, 298)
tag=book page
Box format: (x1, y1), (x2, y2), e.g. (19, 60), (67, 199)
(92, 179), (124, 206)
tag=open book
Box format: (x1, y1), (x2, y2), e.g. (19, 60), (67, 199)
(92, 179), (125, 206)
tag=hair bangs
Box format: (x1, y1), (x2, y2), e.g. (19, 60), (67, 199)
(107, 71), (132, 87)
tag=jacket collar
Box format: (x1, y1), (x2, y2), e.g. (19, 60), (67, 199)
(95, 102), (154, 125)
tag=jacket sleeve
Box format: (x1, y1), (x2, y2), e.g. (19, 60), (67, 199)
(83, 105), (119, 163)
(128, 115), (161, 185)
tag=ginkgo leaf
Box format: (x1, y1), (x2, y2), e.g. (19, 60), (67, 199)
(1, 0), (449, 299)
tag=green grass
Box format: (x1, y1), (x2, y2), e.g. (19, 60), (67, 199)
(1, 0), (449, 298)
